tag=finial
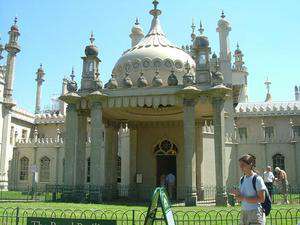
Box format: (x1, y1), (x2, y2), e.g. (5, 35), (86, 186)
(185, 61), (191, 73)
(135, 17), (140, 25)
(191, 18), (196, 33)
(39, 63), (43, 69)
(155, 66), (159, 75)
(236, 42), (240, 50)
(14, 16), (18, 25)
(150, 0), (161, 17)
(70, 67), (75, 81)
(199, 21), (204, 35)
(221, 10), (225, 19)
(90, 31), (95, 45)
(153, 0), (159, 10)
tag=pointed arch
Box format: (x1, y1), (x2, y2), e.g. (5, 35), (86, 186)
(40, 156), (50, 182)
(19, 157), (29, 181)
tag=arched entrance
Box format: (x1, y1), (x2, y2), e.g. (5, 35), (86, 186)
(154, 139), (178, 198)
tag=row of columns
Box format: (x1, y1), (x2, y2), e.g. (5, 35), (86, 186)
(63, 93), (227, 205)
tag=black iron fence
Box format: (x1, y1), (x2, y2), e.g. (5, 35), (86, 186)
(0, 207), (300, 225)
(2, 184), (300, 205)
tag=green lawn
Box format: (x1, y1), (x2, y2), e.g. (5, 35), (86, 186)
(0, 202), (300, 225)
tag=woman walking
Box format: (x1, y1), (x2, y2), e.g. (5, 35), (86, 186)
(232, 154), (267, 225)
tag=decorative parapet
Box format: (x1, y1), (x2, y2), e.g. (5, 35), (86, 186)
(235, 101), (300, 117)
(11, 106), (35, 124)
(16, 137), (64, 147)
(35, 113), (65, 124)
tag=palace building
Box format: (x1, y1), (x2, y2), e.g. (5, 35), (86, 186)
(0, 1), (299, 206)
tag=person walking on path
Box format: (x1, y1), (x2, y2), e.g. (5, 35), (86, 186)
(231, 154), (267, 225)
(263, 166), (275, 199)
(274, 167), (289, 204)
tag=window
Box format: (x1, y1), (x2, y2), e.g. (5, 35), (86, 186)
(238, 127), (247, 139)
(88, 62), (93, 72)
(19, 157), (29, 181)
(40, 156), (50, 182)
(198, 54), (206, 65)
(273, 154), (285, 171)
(265, 126), (274, 139)
(117, 156), (121, 183)
(293, 126), (300, 137)
(10, 126), (14, 144)
(86, 157), (91, 183)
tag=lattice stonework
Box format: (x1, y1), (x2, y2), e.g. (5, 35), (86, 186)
(154, 139), (178, 155)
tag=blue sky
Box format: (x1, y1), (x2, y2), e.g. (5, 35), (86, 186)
(1, 0), (299, 112)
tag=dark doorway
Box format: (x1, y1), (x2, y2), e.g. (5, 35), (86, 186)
(156, 155), (176, 186)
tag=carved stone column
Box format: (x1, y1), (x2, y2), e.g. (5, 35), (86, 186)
(63, 103), (78, 187)
(90, 102), (105, 187)
(75, 110), (87, 187)
(212, 97), (227, 206)
(183, 98), (197, 206)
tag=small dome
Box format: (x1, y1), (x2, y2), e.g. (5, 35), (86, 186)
(218, 11), (231, 29)
(85, 32), (99, 57)
(212, 52), (217, 58)
(131, 18), (144, 35)
(152, 72), (163, 87)
(67, 80), (78, 92)
(123, 74), (133, 88)
(193, 35), (209, 49)
(137, 73), (148, 87)
(167, 70), (178, 86)
(85, 45), (98, 57)
(106, 75), (118, 89)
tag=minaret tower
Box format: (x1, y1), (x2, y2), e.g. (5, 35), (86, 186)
(81, 32), (101, 92)
(4, 17), (21, 103)
(216, 11), (232, 84)
(192, 21), (211, 84)
(129, 18), (144, 47)
(232, 43), (248, 103)
(34, 64), (45, 114)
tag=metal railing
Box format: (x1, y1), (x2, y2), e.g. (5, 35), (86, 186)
(0, 207), (300, 225)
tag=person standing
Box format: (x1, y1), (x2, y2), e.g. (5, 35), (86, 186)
(232, 154), (267, 225)
(263, 166), (275, 199)
(166, 172), (175, 200)
(274, 167), (289, 204)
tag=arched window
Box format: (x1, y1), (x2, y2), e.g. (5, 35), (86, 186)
(40, 156), (50, 182)
(273, 154), (285, 171)
(86, 157), (91, 183)
(19, 157), (29, 181)
(154, 139), (178, 156)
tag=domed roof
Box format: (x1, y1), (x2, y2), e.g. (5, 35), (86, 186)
(112, 2), (195, 87)
(131, 18), (144, 35)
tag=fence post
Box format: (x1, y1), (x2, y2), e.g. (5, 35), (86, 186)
(132, 209), (135, 225)
(15, 206), (19, 225)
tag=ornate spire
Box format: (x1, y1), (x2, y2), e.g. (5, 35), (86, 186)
(236, 42), (240, 50)
(135, 17), (140, 25)
(264, 77), (272, 102)
(14, 16), (17, 25)
(70, 67), (75, 81)
(199, 21), (204, 35)
(191, 18), (196, 41)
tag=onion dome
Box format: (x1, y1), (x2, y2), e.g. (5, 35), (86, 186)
(167, 69), (178, 86)
(112, 0), (195, 86)
(67, 68), (78, 92)
(193, 21), (209, 49)
(123, 73), (133, 88)
(137, 70), (148, 87)
(106, 74), (118, 89)
(212, 52), (217, 58)
(152, 68), (163, 87)
(85, 32), (99, 57)
(182, 62), (195, 86)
